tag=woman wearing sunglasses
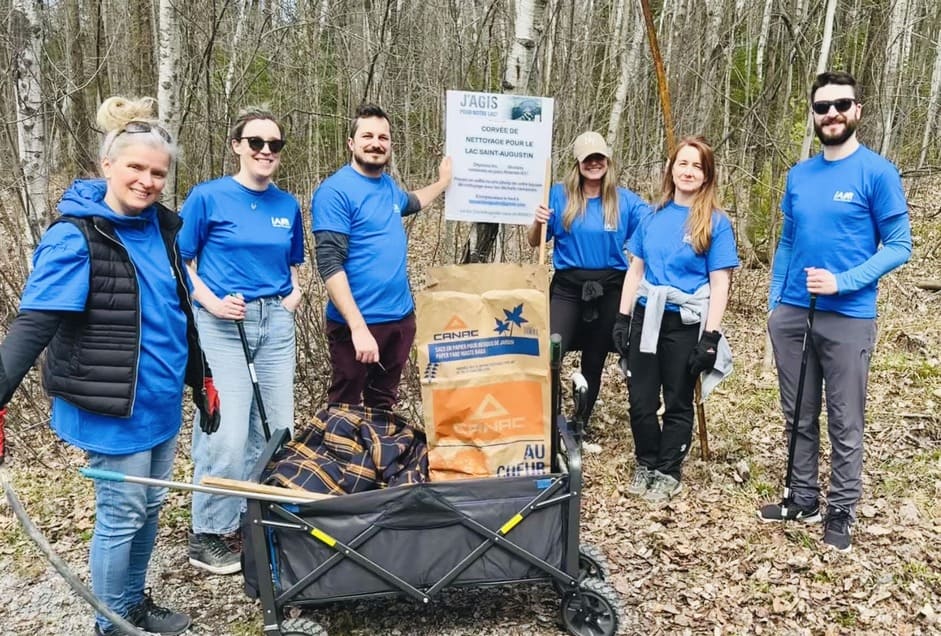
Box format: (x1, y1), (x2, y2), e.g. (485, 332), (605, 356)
(526, 131), (649, 433)
(178, 107), (304, 575)
(614, 136), (739, 504)
(0, 96), (214, 635)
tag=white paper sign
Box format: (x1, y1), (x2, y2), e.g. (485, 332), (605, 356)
(445, 90), (554, 225)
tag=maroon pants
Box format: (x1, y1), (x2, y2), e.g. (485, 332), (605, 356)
(326, 313), (416, 409)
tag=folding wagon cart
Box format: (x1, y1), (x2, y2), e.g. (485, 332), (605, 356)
(241, 337), (624, 636)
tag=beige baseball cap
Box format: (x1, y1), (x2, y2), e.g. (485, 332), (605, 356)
(572, 131), (611, 162)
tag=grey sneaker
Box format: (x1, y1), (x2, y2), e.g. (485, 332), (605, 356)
(188, 532), (241, 575)
(643, 470), (681, 503)
(627, 465), (653, 495)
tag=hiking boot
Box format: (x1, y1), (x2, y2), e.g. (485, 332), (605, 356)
(188, 532), (241, 575)
(626, 464), (653, 496)
(757, 497), (822, 523)
(823, 506), (853, 553)
(643, 470), (681, 503)
(128, 591), (191, 635)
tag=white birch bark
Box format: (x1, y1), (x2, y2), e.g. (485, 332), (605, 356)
(503, 0), (538, 92)
(919, 23), (941, 168)
(880, 0), (911, 156)
(798, 0), (837, 161)
(756, 0), (773, 87)
(223, 0), (251, 108)
(158, 0), (182, 203)
(607, 2), (644, 145)
(12, 0), (48, 252)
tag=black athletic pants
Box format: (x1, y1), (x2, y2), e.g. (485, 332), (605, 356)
(626, 303), (699, 479)
(550, 269), (624, 422)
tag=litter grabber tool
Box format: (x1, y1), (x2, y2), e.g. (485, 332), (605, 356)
(780, 294), (817, 518)
(694, 378), (710, 460)
(80, 468), (332, 504)
(230, 292), (272, 442)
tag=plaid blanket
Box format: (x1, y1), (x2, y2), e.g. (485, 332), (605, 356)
(264, 403), (428, 495)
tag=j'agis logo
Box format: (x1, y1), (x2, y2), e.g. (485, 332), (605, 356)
(832, 191), (855, 203)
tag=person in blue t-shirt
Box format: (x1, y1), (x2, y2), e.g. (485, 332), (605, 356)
(178, 107), (305, 575)
(0, 96), (217, 636)
(615, 136), (739, 504)
(312, 103), (451, 409)
(526, 131), (648, 431)
(757, 72), (911, 553)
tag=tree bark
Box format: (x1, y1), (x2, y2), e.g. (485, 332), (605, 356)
(12, 0), (49, 253)
(158, 0), (182, 205)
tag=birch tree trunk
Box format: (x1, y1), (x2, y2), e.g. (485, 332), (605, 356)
(607, 0), (644, 148)
(12, 0), (49, 252)
(464, 0), (545, 264)
(756, 0), (773, 87)
(880, 0), (911, 156)
(158, 0), (182, 204)
(798, 0), (837, 161)
(223, 0), (252, 110)
(919, 21), (941, 168)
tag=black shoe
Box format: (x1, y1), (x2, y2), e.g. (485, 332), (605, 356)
(757, 497), (821, 523)
(188, 532), (242, 575)
(128, 591), (192, 635)
(823, 506), (853, 552)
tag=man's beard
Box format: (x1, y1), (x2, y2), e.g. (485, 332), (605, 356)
(353, 148), (389, 172)
(814, 116), (857, 146)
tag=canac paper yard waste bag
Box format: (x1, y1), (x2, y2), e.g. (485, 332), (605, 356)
(415, 263), (551, 481)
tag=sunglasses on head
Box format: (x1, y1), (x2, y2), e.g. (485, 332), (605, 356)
(812, 98), (856, 115)
(119, 121), (172, 143)
(239, 137), (285, 153)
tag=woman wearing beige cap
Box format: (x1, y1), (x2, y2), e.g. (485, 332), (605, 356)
(527, 131), (649, 432)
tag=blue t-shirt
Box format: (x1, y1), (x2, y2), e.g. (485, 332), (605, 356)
(629, 201), (739, 310)
(771, 145), (910, 318)
(178, 176), (305, 302)
(20, 179), (189, 455)
(311, 165), (413, 324)
(544, 183), (648, 270)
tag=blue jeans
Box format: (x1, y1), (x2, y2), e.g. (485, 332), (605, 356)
(89, 435), (178, 632)
(191, 297), (296, 534)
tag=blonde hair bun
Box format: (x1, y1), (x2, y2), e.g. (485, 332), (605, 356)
(96, 96), (158, 133)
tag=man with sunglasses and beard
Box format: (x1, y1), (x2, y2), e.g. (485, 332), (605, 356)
(312, 103), (452, 410)
(758, 71), (911, 552)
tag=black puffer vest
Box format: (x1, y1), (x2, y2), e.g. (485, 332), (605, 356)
(42, 204), (208, 417)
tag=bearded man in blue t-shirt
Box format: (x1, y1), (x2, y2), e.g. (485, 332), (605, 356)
(758, 71), (912, 553)
(312, 103), (452, 409)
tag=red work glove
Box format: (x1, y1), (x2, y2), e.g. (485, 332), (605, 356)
(195, 378), (221, 434)
(0, 407), (7, 466)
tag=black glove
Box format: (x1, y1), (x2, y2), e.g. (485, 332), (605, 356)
(195, 377), (221, 434)
(688, 330), (721, 376)
(611, 313), (631, 357)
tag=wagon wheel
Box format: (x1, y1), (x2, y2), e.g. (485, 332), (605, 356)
(577, 543), (610, 580)
(560, 577), (622, 636)
(280, 616), (328, 636)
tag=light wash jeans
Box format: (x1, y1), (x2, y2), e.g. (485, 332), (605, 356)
(89, 434), (178, 632)
(191, 297), (296, 535)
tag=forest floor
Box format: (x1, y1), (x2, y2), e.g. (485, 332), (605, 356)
(0, 180), (939, 635)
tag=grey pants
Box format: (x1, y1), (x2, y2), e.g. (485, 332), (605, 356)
(768, 304), (876, 516)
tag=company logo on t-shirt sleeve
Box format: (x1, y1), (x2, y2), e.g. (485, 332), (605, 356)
(832, 191), (855, 203)
(270, 217), (292, 229)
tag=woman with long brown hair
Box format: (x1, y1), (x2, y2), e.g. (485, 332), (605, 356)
(614, 136), (739, 503)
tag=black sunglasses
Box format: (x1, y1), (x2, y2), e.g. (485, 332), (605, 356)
(812, 98), (856, 115)
(239, 137), (285, 153)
